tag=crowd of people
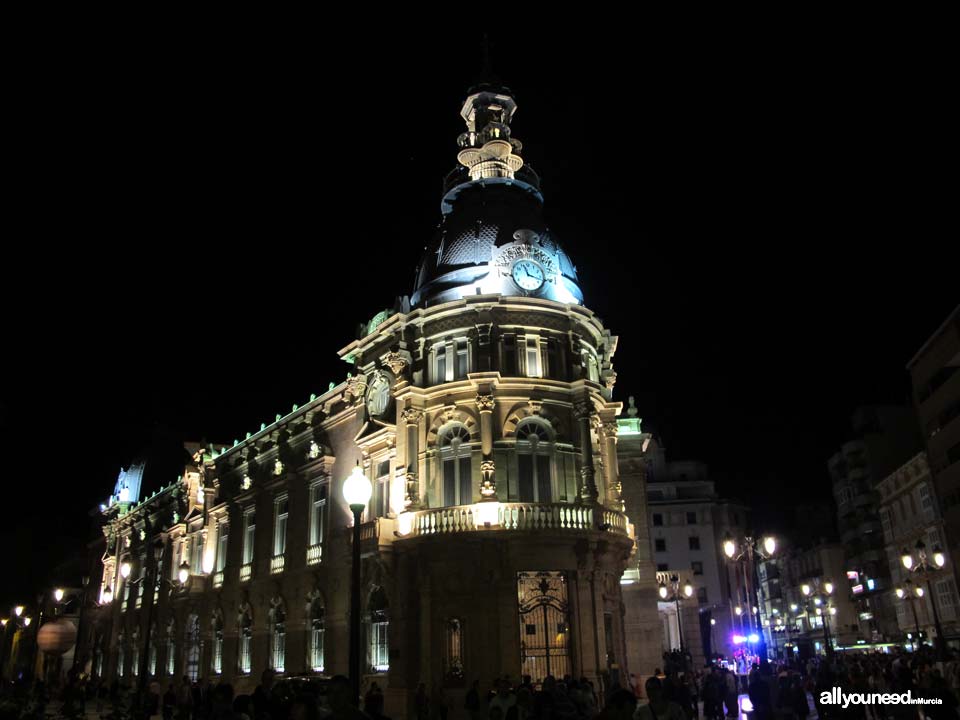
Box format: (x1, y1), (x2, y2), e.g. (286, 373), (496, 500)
(3, 649), (960, 720)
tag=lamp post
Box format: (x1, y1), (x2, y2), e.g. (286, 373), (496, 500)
(659, 574), (694, 654)
(901, 540), (948, 659)
(343, 462), (373, 708)
(723, 533), (777, 661)
(801, 578), (835, 656)
(894, 581), (925, 650)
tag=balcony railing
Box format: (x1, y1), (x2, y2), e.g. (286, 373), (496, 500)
(400, 502), (630, 538)
(212, 571), (224, 588)
(239, 563), (252, 582)
(271, 554), (285, 575)
(307, 544), (323, 566)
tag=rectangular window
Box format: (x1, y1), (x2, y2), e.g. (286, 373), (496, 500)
(525, 337), (541, 378)
(655, 538), (666, 552)
(536, 455), (551, 503)
(243, 509), (256, 565)
(272, 626), (286, 673)
(652, 513), (663, 526)
(686, 511), (697, 525)
(435, 344), (447, 383)
(238, 632), (251, 674)
(212, 633), (223, 675)
(689, 536), (701, 551)
(697, 587), (708, 603)
(370, 614), (389, 673)
(216, 523), (229, 573)
(118, 646), (125, 678)
(310, 617), (325, 672)
(692, 561), (704, 575)
(274, 496), (289, 557)
(374, 462), (390, 518)
(657, 563), (669, 572)
(148, 643), (157, 676)
(518, 454), (534, 502)
(190, 534), (204, 575)
(503, 335), (517, 375)
(309, 482), (328, 550)
(937, 579), (956, 608)
(459, 455), (472, 505)
(545, 339), (560, 379)
(166, 642), (175, 675)
(455, 340), (469, 380)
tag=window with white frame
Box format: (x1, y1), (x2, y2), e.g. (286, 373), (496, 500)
(216, 522), (228, 573)
(432, 337), (470, 384)
(243, 509), (256, 565)
(582, 347), (600, 382)
(525, 336), (541, 378)
(368, 588), (389, 673)
(440, 425), (473, 506)
(937, 578), (956, 609)
(516, 419), (553, 503)
(309, 481), (328, 561)
(238, 610), (252, 675)
(273, 496), (289, 558)
(373, 461), (391, 518)
(310, 481), (328, 547)
(190, 532), (204, 575)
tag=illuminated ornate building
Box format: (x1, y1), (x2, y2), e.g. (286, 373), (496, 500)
(85, 82), (657, 717)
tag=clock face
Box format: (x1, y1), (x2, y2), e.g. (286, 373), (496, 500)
(511, 259), (545, 291)
(366, 374), (392, 417)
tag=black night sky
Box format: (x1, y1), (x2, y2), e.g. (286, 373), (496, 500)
(2, 28), (955, 608)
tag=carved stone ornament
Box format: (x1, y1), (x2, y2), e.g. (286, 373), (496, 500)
(344, 373), (368, 403)
(602, 370), (618, 390)
(383, 351), (409, 377)
(308, 441), (321, 459)
(273, 459), (284, 476)
(527, 400), (543, 416)
(573, 401), (594, 421)
(241, 475), (252, 490)
(601, 421), (618, 437)
(401, 407), (424, 425)
(480, 459), (497, 497)
(476, 394), (495, 412)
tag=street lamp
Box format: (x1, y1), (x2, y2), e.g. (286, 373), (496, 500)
(53, 589), (64, 603)
(801, 578), (835, 656)
(659, 574), (694, 655)
(343, 462), (372, 708)
(722, 532), (777, 661)
(14, 606), (23, 618)
(177, 562), (190, 585)
(900, 540), (948, 659)
(120, 559), (132, 580)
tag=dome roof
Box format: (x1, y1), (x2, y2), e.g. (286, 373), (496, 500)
(411, 180), (583, 308)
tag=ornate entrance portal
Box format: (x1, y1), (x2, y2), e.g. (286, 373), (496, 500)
(518, 572), (571, 681)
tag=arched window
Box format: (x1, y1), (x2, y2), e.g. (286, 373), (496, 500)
(516, 419), (553, 503)
(307, 593), (325, 672)
(440, 424), (473, 506)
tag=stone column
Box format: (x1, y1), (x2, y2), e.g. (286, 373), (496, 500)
(574, 401), (599, 504)
(601, 421), (622, 509)
(401, 406), (423, 507)
(477, 393), (497, 498)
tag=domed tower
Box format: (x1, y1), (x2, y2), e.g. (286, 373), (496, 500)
(337, 83), (636, 713)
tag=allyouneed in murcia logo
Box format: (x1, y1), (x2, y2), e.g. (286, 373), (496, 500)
(820, 688), (942, 707)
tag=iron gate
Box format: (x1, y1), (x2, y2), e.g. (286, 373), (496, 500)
(518, 571), (571, 681)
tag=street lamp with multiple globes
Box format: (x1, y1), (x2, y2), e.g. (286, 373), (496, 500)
(900, 539), (948, 659)
(722, 533), (777, 660)
(800, 578), (835, 656)
(342, 462), (373, 708)
(658, 575), (694, 654)
(894, 580), (925, 649)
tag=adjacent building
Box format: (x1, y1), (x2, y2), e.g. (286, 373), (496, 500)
(828, 406), (921, 641)
(878, 452), (959, 647)
(621, 440), (748, 662)
(907, 306), (960, 601)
